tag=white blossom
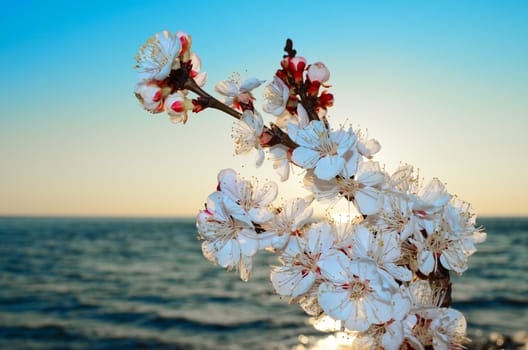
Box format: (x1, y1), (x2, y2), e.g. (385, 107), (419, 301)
(215, 75), (264, 109)
(353, 319), (405, 350)
(411, 308), (468, 350)
(269, 145), (291, 181)
(197, 192), (259, 281)
(263, 197), (313, 251)
(275, 102), (310, 130)
(406, 279), (438, 309)
(232, 110), (266, 166)
(444, 198), (487, 246)
(317, 253), (396, 331)
(375, 193), (417, 240)
(356, 129), (381, 159)
(407, 180), (486, 275)
(217, 168), (277, 224)
(413, 178), (452, 226)
(134, 82), (166, 113)
(262, 76), (289, 116)
(385, 164), (416, 193)
(411, 223), (468, 275)
(304, 160), (385, 215)
(290, 121), (356, 180)
(352, 225), (412, 287)
(271, 222), (334, 298)
(165, 91), (193, 124)
(135, 30), (181, 82)
(190, 52), (207, 88)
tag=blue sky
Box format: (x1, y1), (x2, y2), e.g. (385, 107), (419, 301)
(1, 1), (527, 216)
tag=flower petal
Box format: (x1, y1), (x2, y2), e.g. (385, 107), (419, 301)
(384, 263), (413, 282)
(352, 225), (372, 259)
(216, 239), (240, 268)
(318, 282), (354, 321)
(418, 250), (435, 275)
(255, 181), (278, 206)
(255, 147), (265, 167)
(239, 254), (253, 282)
(292, 147), (320, 169)
(222, 196), (253, 227)
(317, 252), (350, 283)
(314, 155), (345, 180)
(215, 80), (238, 96)
(238, 229), (259, 256)
(240, 77), (265, 92)
(307, 222), (334, 254)
(248, 207), (272, 224)
(355, 187), (383, 215)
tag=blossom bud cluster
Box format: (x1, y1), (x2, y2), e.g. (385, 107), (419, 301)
(134, 30), (207, 123)
(134, 29), (487, 349)
(266, 56), (333, 118)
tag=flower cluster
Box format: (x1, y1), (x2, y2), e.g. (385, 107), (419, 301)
(197, 167), (483, 349)
(134, 30), (486, 349)
(196, 168), (279, 281)
(134, 30), (207, 123)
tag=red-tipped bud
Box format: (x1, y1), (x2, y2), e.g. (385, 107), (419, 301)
(191, 99), (206, 113)
(306, 80), (321, 96)
(134, 82), (165, 114)
(165, 92), (193, 124)
(287, 56), (306, 84)
(288, 56), (306, 72)
(171, 100), (184, 113)
(318, 91), (334, 109)
(176, 31), (192, 61)
(152, 90), (162, 102)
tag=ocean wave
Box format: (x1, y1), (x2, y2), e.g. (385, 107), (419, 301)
(1, 217), (527, 350)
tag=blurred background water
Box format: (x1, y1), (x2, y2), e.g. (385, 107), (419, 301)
(0, 217), (526, 349)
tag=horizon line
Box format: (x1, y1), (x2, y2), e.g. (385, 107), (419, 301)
(1, 214), (527, 220)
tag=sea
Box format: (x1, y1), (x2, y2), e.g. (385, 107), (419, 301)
(0, 217), (526, 350)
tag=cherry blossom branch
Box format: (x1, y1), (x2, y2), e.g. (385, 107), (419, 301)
(134, 30), (487, 349)
(267, 123), (298, 149)
(430, 264), (452, 308)
(180, 68), (299, 149)
(183, 77), (243, 120)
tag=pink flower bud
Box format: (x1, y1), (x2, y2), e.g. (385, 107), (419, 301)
(165, 92), (193, 124)
(307, 62), (330, 83)
(134, 82), (164, 113)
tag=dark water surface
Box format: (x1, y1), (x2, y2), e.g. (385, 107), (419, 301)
(0, 217), (527, 349)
